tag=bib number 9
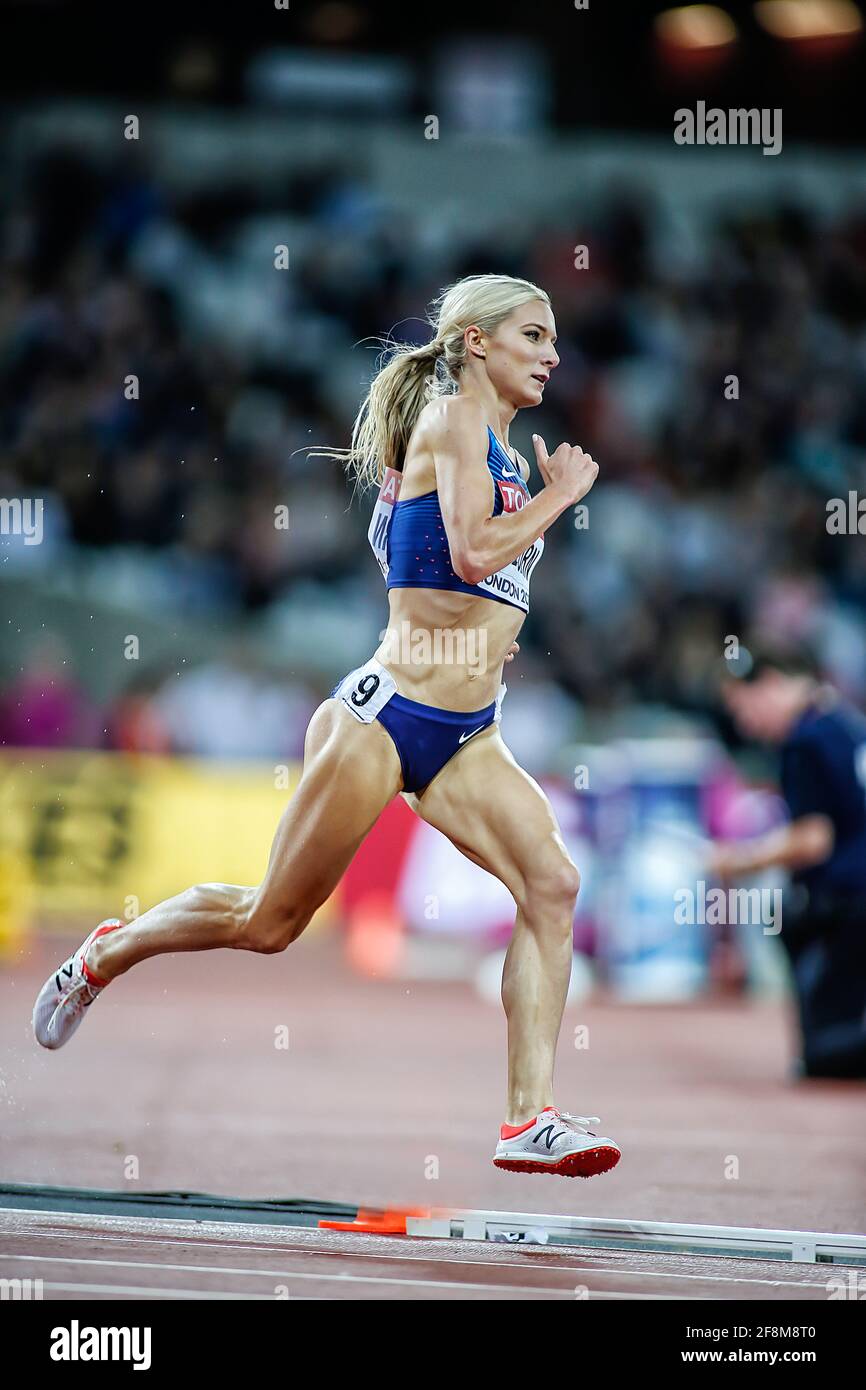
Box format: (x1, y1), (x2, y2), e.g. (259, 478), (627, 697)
(351, 674), (381, 707)
(335, 660), (395, 723)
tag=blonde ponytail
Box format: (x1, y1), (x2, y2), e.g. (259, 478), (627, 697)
(305, 273), (550, 493)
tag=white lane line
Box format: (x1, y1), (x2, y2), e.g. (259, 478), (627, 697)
(0, 1235), (825, 1289)
(35, 1279), (685, 1302)
(0, 1255), (580, 1297)
(40, 1283), (285, 1301)
(0, 1253), (750, 1300)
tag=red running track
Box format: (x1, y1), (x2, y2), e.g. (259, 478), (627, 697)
(1, 925), (864, 1300)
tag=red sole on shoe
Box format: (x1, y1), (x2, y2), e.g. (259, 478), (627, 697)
(493, 1145), (621, 1178)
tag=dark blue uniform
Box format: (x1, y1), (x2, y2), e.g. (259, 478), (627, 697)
(779, 696), (866, 1079)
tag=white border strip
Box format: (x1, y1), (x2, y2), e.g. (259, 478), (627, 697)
(405, 1210), (866, 1264)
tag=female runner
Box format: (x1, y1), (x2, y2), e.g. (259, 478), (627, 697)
(33, 273), (621, 1179)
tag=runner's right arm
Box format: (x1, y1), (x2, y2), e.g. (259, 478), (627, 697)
(431, 396), (598, 584)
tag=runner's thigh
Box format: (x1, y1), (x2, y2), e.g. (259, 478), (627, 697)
(250, 698), (404, 928)
(406, 727), (579, 910)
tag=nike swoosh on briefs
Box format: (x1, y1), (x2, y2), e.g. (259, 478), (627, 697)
(458, 725), (486, 744)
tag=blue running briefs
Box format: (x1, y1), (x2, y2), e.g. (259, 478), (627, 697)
(330, 656), (506, 794)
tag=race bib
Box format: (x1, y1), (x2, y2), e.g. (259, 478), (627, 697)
(477, 537), (545, 613)
(332, 657), (397, 723)
(367, 467), (403, 579)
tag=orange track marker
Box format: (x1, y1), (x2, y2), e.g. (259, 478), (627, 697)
(319, 1206), (432, 1235)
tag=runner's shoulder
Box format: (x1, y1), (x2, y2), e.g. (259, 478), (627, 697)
(422, 395), (488, 450)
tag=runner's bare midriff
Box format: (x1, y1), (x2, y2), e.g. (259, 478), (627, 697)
(374, 585), (523, 711)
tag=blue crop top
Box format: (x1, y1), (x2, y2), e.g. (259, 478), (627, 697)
(366, 426), (545, 612)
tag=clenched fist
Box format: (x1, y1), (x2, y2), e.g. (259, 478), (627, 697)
(532, 435), (599, 505)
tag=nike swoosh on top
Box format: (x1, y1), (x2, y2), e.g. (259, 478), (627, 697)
(458, 725), (485, 744)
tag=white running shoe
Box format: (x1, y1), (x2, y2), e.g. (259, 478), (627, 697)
(494, 1106), (621, 1178)
(32, 919), (123, 1050)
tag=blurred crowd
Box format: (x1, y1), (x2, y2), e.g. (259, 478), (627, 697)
(2, 138), (866, 762)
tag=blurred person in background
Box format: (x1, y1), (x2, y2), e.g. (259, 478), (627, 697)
(148, 638), (316, 761)
(712, 642), (866, 1081)
(32, 272), (625, 1182)
(0, 633), (100, 749)
(104, 664), (175, 755)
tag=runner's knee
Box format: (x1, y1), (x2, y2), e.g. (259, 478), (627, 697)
(240, 895), (312, 953)
(520, 852), (581, 919)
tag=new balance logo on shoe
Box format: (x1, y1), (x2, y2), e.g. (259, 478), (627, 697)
(534, 1124), (566, 1150)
